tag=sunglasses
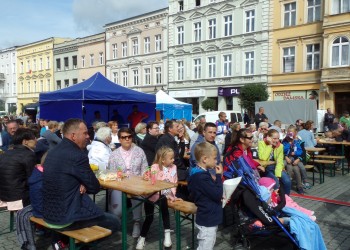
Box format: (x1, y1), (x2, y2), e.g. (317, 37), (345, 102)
(244, 136), (254, 140)
(261, 128), (268, 131)
(120, 135), (132, 140)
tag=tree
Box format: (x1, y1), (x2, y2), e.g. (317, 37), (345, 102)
(238, 83), (269, 117)
(201, 98), (216, 111)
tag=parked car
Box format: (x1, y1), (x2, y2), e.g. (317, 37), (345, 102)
(193, 110), (244, 127)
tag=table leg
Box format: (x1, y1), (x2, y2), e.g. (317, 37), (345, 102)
(158, 195), (163, 250)
(175, 211), (181, 250)
(341, 145), (345, 175)
(122, 192), (127, 250)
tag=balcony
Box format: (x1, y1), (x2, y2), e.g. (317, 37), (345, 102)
(321, 67), (350, 83)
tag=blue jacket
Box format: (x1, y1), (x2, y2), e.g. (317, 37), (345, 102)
(188, 167), (223, 227)
(282, 139), (303, 159)
(28, 167), (43, 218)
(0, 131), (12, 151)
(43, 138), (103, 225)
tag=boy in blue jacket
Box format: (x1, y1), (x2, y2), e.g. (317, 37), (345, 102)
(188, 142), (223, 250)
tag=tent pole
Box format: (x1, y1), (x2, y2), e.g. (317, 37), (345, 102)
(82, 101), (85, 121)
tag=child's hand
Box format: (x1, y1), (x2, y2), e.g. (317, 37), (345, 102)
(79, 185), (86, 194)
(286, 158), (292, 164)
(257, 165), (265, 172)
(143, 171), (150, 181)
(215, 164), (223, 175)
(292, 158), (300, 165)
(266, 136), (272, 145)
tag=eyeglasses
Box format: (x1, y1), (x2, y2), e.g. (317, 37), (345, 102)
(120, 135), (132, 140)
(261, 128), (268, 131)
(244, 136), (254, 140)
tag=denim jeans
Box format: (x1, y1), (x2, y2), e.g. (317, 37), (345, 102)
(265, 165), (291, 195)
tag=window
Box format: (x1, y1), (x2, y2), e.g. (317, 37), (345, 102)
(177, 26), (184, 45)
(90, 54), (94, 66)
(306, 44), (320, 70)
(27, 82), (31, 93)
(223, 55), (232, 76)
(64, 79), (69, 88)
(284, 2), (296, 27)
(56, 80), (61, 90)
(13, 63), (15, 74)
(47, 56), (50, 69)
(40, 58), (43, 70)
(40, 80), (43, 92)
(113, 72), (118, 83)
(20, 62), (24, 73)
(47, 79), (50, 91)
(99, 52), (104, 65)
(155, 35), (162, 51)
(122, 42), (127, 57)
(13, 83), (16, 94)
(177, 61), (184, 80)
(332, 0), (350, 14)
(144, 68), (151, 85)
(196, 0), (201, 6)
(208, 57), (216, 78)
(33, 59), (36, 71)
(112, 44), (118, 59)
(73, 78), (78, 85)
(132, 39), (139, 55)
(81, 56), (85, 68)
(245, 52), (255, 75)
(27, 60), (31, 72)
(194, 59), (201, 79)
(21, 82), (23, 93)
(34, 81), (37, 92)
(144, 37), (150, 54)
(283, 47), (295, 72)
(72, 56), (77, 69)
(56, 58), (61, 71)
(133, 69), (139, 86)
(224, 15), (233, 36)
(179, 0), (184, 11)
(194, 22), (202, 42)
(208, 19), (216, 39)
(245, 10), (255, 32)
(155, 67), (162, 84)
(122, 71), (128, 86)
(64, 57), (69, 70)
(332, 37), (349, 66)
(307, 0), (321, 22)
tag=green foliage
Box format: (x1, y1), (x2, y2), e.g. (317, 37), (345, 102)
(201, 98), (216, 111)
(8, 105), (17, 114)
(238, 83), (269, 115)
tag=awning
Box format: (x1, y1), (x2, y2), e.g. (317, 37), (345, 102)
(23, 102), (39, 110)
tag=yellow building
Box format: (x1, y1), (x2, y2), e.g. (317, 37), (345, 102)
(16, 37), (69, 113)
(320, 0), (350, 116)
(269, 0), (323, 106)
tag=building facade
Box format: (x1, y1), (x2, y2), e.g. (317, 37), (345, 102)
(321, 0), (350, 116)
(269, 0), (324, 107)
(0, 47), (17, 113)
(105, 8), (168, 94)
(53, 39), (80, 90)
(168, 0), (270, 115)
(78, 33), (106, 81)
(16, 37), (69, 113)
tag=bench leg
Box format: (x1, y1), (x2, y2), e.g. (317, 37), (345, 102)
(69, 237), (76, 250)
(10, 211), (14, 232)
(175, 211), (181, 250)
(191, 214), (195, 250)
(121, 192), (128, 250)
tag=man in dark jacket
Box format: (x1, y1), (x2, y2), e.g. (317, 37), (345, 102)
(155, 120), (188, 181)
(140, 121), (160, 165)
(254, 107), (267, 128)
(0, 119), (18, 151)
(43, 118), (119, 233)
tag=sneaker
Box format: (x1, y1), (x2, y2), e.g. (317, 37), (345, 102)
(136, 236), (145, 249)
(132, 222), (141, 238)
(303, 182), (312, 189)
(297, 187), (305, 195)
(52, 240), (69, 250)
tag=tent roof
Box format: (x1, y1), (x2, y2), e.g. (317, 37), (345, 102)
(156, 90), (191, 106)
(39, 72), (156, 103)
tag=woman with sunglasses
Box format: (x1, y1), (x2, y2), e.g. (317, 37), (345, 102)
(258, 129), (291, 195)
(223, 128), (264, 178)
(108, 127), (148, 238)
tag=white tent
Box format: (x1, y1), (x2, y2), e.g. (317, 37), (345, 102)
(156, 90), (192, 120)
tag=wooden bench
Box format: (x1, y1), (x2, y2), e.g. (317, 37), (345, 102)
(312, 159), (336, 180)
(177, 180), (188, 186)
(304, 165), (315, 186)
(168, 200), (197, 250)
(30, 217), (112, 250)
(314, 155), (345, 160)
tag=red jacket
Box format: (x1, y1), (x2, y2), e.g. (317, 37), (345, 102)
(223, 144), (260, 174)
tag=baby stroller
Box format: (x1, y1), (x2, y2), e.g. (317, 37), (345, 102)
(224, 157), (300, 250)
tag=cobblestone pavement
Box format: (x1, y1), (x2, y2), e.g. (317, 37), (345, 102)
(1, 168), (349, 250)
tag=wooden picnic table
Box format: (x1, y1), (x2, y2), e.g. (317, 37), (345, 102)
(100, 175), (177, 250)
(318, 140), (350, 175)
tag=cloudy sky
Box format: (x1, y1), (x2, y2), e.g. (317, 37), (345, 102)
(0, 0), (168, 50)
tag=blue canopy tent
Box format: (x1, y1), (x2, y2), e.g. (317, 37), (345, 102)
(156, 90), (192, 121)
(39, 72), (156, 126)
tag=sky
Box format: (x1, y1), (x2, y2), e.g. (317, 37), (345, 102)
(0, 0), (168, 50)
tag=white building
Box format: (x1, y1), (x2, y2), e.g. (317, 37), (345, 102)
(0, 47), (17, 113)
(105, 8), (168, 94)
(168, 0), (270, 115)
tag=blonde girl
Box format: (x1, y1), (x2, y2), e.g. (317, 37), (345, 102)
(137, 147), (179, 249)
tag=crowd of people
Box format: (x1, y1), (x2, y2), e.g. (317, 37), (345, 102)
(1, 106), (348, 249)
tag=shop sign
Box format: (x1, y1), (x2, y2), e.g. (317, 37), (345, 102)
(169, 89), (205, 98)
(218, 87), (241, 97)
(273, 90), (319, 101)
